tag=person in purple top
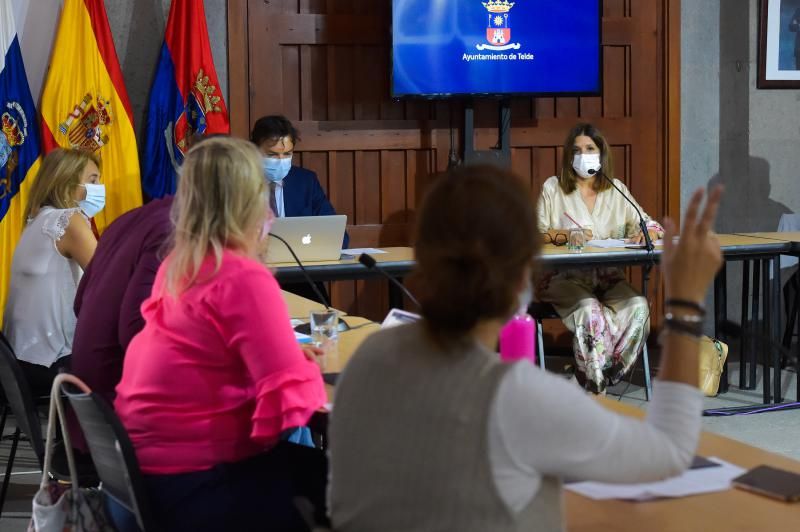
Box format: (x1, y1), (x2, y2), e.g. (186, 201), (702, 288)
(71, 195), (173, 404)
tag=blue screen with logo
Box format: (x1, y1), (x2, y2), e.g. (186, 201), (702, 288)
(392, 0), (601, 96)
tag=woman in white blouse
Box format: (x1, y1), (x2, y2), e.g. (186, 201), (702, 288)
(3, 148), (104, 396)
(536, 123), (664, 394)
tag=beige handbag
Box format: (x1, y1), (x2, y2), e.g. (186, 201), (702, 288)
(698, 336), (729, 397)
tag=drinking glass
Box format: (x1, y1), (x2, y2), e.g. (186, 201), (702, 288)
(568, 229), (585, 253)
(310, 310), (339, 370)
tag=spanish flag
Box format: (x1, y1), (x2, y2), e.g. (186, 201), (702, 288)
(40, 0), (142, 233)
(0, 0), (42, 324)
(143, 0), (229, 199)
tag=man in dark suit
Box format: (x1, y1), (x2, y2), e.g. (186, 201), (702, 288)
(251, 115), (349, 248)
(252, 116), (348, 304)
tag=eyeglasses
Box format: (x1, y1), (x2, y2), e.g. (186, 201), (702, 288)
(543, 233), (568, 246)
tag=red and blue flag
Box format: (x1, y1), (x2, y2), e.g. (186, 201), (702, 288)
(142, 0), (229, 199)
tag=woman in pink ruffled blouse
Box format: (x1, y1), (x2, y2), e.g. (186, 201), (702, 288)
(114, 137), (327, 531)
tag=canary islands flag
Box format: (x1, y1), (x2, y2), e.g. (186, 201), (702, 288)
(40, 0), (142, 233)
(0, 0), (41, 324)
(143, 0), (229, 199)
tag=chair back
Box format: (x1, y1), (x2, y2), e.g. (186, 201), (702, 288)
(0, 331), (45, 466)
(62, 380), (155, 532)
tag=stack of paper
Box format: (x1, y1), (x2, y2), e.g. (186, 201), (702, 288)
(565, 457), (744, 501)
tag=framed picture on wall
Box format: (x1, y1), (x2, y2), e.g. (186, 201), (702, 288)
(758, 0), (800, 88)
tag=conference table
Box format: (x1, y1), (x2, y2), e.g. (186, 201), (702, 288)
(283, 291), (800, 532)
(273, 234), (797, 404)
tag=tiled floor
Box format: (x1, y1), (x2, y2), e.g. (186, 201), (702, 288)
(1, 363), (799, 531)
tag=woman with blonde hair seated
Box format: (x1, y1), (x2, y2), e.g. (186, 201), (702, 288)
(3, 148), (102, 396)
(115, 136), (327, 531)
(329, 164), (723, 531)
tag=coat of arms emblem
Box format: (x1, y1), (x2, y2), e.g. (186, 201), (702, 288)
(58, 93), (112, 152)
(0, 102), (29, 200)
(477, 0), (521, 51)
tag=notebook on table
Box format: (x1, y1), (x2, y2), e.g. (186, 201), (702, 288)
(266, 215), (347, 264)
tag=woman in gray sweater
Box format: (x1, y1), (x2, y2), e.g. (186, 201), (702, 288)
(329, 164), (723, 532)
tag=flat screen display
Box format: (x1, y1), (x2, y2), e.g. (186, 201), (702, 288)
(392, 0), (601, 97)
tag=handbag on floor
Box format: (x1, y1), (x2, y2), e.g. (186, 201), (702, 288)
(27, 374), (114, 532)
(698, 336), (729, 397)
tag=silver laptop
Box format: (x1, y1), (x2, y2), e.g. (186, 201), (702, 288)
(266, 215), (347, 263)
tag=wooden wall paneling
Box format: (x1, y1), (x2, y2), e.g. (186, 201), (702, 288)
(327, 45), (355, 121)
(330, 280), (357, 315)
(511, 97), (535, 122)
(300, 46), (329, 121)
(532, 147), (558, 193)
(630, 6), (660, 218)
(535, 98), (555, 119)
(380, 150), (408, 222)
(665, 0), (682, 224)
(354, 151), (381, 225)
(328, 151), (355, 227)
(579, 96), (603, 119)
(602, 46), (628, 119)
(511, 147), (533, 191)
(299, 0), (326, 15)
(353, 46), (384, 120)
(610, 145), (629, 188)
(227, 0), (249, 138)
(354, 279), (388, 321)
(407, 149), (435, 222)
(555, 97), (579, 119)
(247, 1), (284, 122)
(282, 45), (301, 120)
(604, 0), (628, 18)
(300, 152), (330, 193)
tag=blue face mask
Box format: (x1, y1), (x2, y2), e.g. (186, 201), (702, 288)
(78, 183), (106, 218)
(263, 156), (292, 183)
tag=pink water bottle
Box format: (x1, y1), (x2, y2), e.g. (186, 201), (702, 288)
(499, 313), (537, 364)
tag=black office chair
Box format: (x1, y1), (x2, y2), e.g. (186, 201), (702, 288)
(0, 331), (47, 516)
(61, 375), (156, 532)
(529, 302), (653, 400)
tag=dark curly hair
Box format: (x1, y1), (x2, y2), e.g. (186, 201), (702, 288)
(413, 164), (541, 345)
(250, 115), (300, 147)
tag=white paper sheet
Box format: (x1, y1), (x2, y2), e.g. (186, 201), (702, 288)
(586, 239), (628, 248)
(585, 239), (665, 249)
(341, 248), (387, 255)
(564, 457), (744, 501)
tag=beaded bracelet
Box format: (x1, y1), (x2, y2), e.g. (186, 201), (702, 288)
(664, 298), (706, 315)
(664, 312), (704, 324)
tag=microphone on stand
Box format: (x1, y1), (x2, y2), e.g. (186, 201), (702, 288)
(358, 253), (421, 309)
(269, 233), (350, 332)
(592, 169), (654, 252)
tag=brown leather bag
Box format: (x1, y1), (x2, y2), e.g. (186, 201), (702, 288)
(698, 336), (729, 397)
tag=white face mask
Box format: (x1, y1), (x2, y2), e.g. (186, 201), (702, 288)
(263, 156), (292, 183)
(572, 153), (601, 179)
(78, 183), (106, 218)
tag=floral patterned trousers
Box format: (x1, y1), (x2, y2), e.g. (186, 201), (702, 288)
(536, 268), (650, 394)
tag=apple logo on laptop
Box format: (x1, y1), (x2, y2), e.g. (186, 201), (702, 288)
(301, 233), (312, 245)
